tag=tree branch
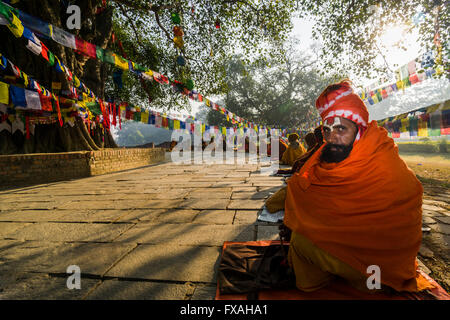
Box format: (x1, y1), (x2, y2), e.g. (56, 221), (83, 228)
(116, 2), (145, 49)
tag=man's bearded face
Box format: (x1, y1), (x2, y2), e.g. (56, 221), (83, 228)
(320, 117), (358, 163)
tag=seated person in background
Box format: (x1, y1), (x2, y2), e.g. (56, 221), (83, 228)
(280, 133), (306, 166)
(284, 79), (433, 294)
(290, 127), (324, 174)
(278, 137), (288, 161)
(303, 132), (317, 152)
(266, 127), (324, 214)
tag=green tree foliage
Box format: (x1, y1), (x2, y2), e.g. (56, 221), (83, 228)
(295, 0), (448, 79)
(204, 41), (342, 128)
(110, 0), (298, 112)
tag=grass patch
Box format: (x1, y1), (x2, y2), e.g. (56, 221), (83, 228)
(396, 138), (448, 154)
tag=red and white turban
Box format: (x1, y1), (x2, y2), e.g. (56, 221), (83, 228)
(315, 80), (369, 142)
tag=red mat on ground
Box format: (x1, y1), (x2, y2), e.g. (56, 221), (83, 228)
(215, 241), (450, 300)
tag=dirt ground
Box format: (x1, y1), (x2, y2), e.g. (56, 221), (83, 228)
(399, 151), (450, 292)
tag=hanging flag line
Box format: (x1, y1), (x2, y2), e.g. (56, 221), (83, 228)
(377, 99), (450, 138)
(0, 52), (278, 139)
(0, 1), (270, 131)
(357, 51), (439, 106)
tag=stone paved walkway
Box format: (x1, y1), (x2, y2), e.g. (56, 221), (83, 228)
(0, 160), (287, 299)
(0, 159), (448, 299)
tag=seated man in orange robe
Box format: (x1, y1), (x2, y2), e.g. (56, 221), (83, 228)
(280, 133), (306, 166)
(283, 80), (434, 294)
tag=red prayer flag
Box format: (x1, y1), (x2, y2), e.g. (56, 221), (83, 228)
(409, 73), (419, 84)
(39, 92), (53, 111)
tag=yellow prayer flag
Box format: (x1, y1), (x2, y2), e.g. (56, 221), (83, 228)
(74, 76), (81, 88)
(22, 73), (29, 87)
(222, 127), (226, 136)
(0, 81), (9, 105)
(141, 111), (149, 124)
(114, 54), (129, 70)
(396, 80), (404, 90)
(174, 119), (180, 130)
(372, 95), (379, 104)
(205, 99), (210, 107)
(7, 13), (24, 38)
(418, 118), (428, 137)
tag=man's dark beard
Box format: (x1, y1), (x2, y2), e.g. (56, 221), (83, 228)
(320, 143), (353, 163)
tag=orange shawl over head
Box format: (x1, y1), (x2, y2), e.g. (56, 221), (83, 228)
(284, 121), (433, 292)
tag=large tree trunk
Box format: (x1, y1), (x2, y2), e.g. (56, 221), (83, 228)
(0, 1), (118, 155)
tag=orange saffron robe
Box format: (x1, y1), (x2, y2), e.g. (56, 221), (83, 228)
(284, 121), (434, 292)
(281, 142), (306, 166)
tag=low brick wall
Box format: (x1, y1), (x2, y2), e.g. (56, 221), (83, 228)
(0, 148), (166, 188)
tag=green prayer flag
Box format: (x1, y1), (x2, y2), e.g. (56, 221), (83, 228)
(103, 50), (115, 65)
(47, 51), (55, 66)
(133, 111), (141, 122)
(96, 47), (104, 61)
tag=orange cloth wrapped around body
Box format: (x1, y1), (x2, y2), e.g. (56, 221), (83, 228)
(281, 142), (306, 166)
(284, 121), (433, 292)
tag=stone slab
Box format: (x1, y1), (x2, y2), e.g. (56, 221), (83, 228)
(429, 223), (450, 235)
(434, 216), (450, 224)
(0, 210), (70, 222)
(0, 222), (32, 238)
(105, 244), (221, 283)
(191, 285), (217, 300)
(227, 200), (265, 210)
(186, 190), (232, 199)
(58, 200), (168, 210)
(0, 241), (136, 275)
(231, 192), (271, 200)
(0, 273), (99, 300)
(115, 209), (167, 222)
(256, 225), (281, 241)
(86, 279), (191, 300)
(6, 222), (133, 242)
(192, 210), (235, 225)
(153, 209), (199, 224)
(114, 223), (254, 246)
(233, 210), (259, 225)
(179, 199), (230, 210)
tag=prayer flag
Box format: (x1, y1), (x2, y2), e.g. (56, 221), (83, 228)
(9, 85), (26, 108)
(0, 81), (9, 105)
(52, 26), (76, 49)
(429, 111), (442, 136)
(141, 111), (149, 124)
(441, 109), (450, 135)
(409, 73), (419, 84)
(25, 32), (42, 55)
(114, 55), (129, 70)
(75, 38), (97, 59)
(7, 13), (24, 38)
(407, 60), (416, 75)
(39, 92), (52, 111)
(25, 89), (41, 110)
(418, 115), (428, 137)
(96, 47), (105, 61)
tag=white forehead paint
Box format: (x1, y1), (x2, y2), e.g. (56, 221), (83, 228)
(323, 117), (341, 131)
